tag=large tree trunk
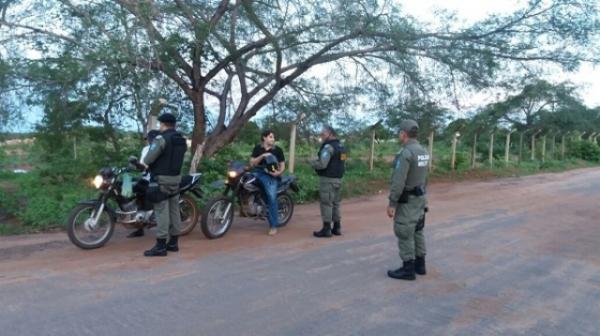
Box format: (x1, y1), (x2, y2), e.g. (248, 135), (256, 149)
(188, 91), (207, 174)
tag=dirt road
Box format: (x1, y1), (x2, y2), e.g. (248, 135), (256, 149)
(1, 168), (599, 335)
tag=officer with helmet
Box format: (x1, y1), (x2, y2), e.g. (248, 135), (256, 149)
(249, 129), (286, 236)
(140, 113), (187, 256)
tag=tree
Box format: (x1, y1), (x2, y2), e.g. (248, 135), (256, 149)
(1, 0), (599, 172)
(486, 79), (582, 130)
(384, 100), (451, 138)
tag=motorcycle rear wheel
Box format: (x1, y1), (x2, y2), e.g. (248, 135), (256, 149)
(178, 194), (200, 236)
(277, 192), (294, 227)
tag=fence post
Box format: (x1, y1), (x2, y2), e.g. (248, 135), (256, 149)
(471, 133), (478, 169)
(505, 130), (515, 164)
(561, 131), (570, 160)
(428, 131), (434, 172)
(288, 113), (306, 175)
(541, 135), (547, 163)
(531, 130), (541, 161)
(368, 120), (383, 172)
(518, 132), (524, 164)
(451, 132), (460, 170)
(488, 130), (495, 168)
(73, 136), (77, 160)
(588, 132), (597, 143)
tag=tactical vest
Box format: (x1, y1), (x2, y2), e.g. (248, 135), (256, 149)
(403, 140), (429, 190)
(149, 129), (187, 177)
(316, 139), (347, 178)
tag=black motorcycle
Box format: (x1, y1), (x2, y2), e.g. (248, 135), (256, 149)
(200, 161), (299, 239)
(67, 163), (203, 249)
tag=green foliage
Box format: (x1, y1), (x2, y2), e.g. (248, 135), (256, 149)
(0, 171), (95, 231)
(569, 141), (600, 162)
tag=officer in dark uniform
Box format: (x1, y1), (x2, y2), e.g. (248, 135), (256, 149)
(141, 113), (187, 257)
(310, 125), (347, 238)
(387, 120), (429, 280)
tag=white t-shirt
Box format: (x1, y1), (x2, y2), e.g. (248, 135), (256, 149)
(140, 146), (151, 181)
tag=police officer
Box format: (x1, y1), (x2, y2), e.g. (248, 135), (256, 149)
(387, 120), (429, 280)
(141, 113), (187, 257)
(310, 125), (347, 238)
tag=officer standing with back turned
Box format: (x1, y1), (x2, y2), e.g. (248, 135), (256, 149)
(141, 113), (187, 257)
(386, 120), (429, 280)
(310, 125), (347, 238)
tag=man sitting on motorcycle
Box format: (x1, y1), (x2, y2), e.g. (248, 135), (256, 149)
(249, 129), (286, 236)
(128, 129), (160, 238)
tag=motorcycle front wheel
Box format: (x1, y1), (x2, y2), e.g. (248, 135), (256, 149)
(67, 203), (115, 249)
(200, 196), (234, 239)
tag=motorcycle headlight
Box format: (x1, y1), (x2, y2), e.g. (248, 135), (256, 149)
(93, 175), (104, 189)
(228, 171), (238, 179)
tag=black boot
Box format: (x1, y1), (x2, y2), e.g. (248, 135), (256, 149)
(144, 238), (167, 257)
(331, 222), (342, 236)
(127, 228), (144, 238)
(313, 222), (332, 238)
(387, 260), (416, 280)
(166, 235), (179, 252)
(415, 256), (426, 275)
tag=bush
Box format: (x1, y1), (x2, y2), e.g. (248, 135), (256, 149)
(569, 141), (600, 162)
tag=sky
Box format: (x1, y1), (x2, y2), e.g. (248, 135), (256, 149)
(398, 0), (600, 108)
(13, 0), (600, 130)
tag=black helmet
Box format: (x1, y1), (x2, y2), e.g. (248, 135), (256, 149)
(263, 153), (279, 173)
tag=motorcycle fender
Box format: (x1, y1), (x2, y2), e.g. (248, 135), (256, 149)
(78, 200), (117, 222)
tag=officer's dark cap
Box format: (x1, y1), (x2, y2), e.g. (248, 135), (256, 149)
(158, 113), (177, 124)
(399, 119), (419, 133)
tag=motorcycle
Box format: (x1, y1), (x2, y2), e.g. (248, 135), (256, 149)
(67, 162), (203, 249)
(200, 160), (299, 239)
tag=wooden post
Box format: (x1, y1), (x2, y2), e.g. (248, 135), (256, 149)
(505, 130), (515, 164)
(561, 132), (569, 160)
(368, 120), (383, 172)
(518, 132), (524, 165)
(451, 132), (460, 170)
(73, 136), (77, 160)
(541, 135), (547, 163)
(369, 129), (376, 172)
(531, 133), (536, 161)
(488, 131), (495, 168)
(428, 131), (434, 172)
(531, 130), (541, 161)
(288, 113), (306, 175)
(471, 133), (478, 169)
